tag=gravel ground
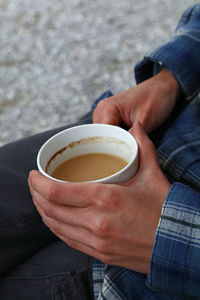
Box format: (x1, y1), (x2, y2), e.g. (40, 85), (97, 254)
(0, 0), (197, 145)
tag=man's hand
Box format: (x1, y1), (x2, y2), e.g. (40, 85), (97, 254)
(28, 122), (170, 274)
(93, 69), (180, 133)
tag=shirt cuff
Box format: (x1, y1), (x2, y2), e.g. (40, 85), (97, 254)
(146, 182), (200, 297)
(134, 33), (200, 100)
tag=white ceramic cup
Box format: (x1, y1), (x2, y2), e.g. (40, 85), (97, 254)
(37, 124), (138, 184)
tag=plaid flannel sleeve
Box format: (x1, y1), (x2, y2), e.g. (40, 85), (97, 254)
(134, 4), (200, 100)
(133, 4), (200, 297)
(146, 182), (200, 297)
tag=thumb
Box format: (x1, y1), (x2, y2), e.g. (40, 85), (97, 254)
(129, 121), (158, 169)
(92, 99), (121, 125)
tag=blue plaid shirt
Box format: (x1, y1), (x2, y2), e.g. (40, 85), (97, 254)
(93, 4), (200, 299)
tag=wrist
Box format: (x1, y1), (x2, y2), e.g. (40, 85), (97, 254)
(155, 69), (181, 101)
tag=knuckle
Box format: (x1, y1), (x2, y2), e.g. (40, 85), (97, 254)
(95, 186), (111, 207)
(67, 239), (77, 249)
(95, 99), (109, 110)
(69, 184), (80, 199)
(50, 219), (61, 235)
(92, 216), (109, 238)
(94, 98), (113, 115)
(96, 186), (120, 211)
(43, 201), (56, 218)
(95, 238), (109, 254)
(45, 183), (58, 202)
(107, 188), (121, 209)
(90, 185), (104, 207)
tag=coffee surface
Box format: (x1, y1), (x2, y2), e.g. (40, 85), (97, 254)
(51, 152), (128, 182)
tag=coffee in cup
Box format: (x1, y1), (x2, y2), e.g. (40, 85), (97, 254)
(50, 152), (128, 182)
(37, 124), (138, 184)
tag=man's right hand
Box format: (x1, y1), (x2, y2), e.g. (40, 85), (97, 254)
(93, 69), (180, 133)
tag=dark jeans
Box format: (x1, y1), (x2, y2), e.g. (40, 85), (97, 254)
(0, 111), (95, 300)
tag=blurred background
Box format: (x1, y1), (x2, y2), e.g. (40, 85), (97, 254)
(0, 0), (197, 145)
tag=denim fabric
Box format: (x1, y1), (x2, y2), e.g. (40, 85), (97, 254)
(135, 4), (200, 100)
(0, 115), (94, 299)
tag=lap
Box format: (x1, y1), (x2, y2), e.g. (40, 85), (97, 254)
(0, 112), (94, 299)
(0, 268), (93, 300)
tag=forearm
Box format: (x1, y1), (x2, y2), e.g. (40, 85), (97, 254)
(154, 69), (181, 102)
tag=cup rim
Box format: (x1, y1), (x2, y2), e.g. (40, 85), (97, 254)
(37, 123), (138, 183)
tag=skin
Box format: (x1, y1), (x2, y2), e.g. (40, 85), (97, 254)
(93, 69), (180, 133)
(28, 69), (180, 274)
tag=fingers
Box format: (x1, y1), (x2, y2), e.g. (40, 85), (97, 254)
(129, 121), (158, 170)
(30, 182), (117, 264)
(92, 98), (121, 125)
(28, 170), (102, 207)
(33, 196), (119, 266)
(34, 200), (108, 259)
(31, 188), (92, 229)
(35, 205), (97, 251)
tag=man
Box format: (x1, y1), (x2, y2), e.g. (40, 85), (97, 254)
(1, 4), (200, 299)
